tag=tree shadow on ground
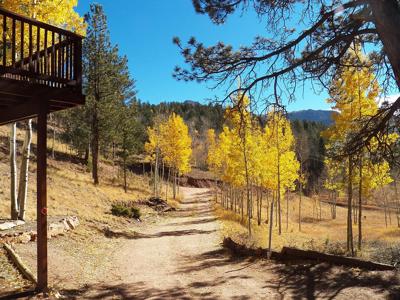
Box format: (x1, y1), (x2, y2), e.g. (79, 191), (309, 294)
(265, 261), (400, 299)
(100, 227), (217, 240)
(176, 248), (258, 275)
(164, 217), (217, 226)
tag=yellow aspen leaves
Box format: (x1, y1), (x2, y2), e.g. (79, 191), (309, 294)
(1, 0), (86, 35)
(146, 113), (192, 176)
(323, 47), (397, 199)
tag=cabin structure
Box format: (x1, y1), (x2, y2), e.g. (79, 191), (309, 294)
(0, 7), (84, 291)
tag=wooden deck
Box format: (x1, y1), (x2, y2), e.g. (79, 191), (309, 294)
(0, 7), (84, 125)
(0, 7), (85, 292)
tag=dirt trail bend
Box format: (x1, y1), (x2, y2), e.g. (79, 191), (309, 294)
(67, 187), (396, 299)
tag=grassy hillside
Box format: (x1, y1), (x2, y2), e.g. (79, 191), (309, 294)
(0, 125), (153, 229)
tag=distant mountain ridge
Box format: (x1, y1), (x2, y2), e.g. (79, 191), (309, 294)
(146, 100), (335, 126)
(288, 109), (335, 125)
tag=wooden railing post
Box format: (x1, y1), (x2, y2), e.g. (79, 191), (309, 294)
(36, 103), (48, 292)
(74, 38), (82, 90)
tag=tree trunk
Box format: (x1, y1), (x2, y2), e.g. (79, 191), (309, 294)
(123, 157), (127, 193)
(347, 156), (354, 256)
(166, 167), (171, 201)
(268, 198), (274, 259)
(277, 127), (282, 235)
(91, 107), (99, 185)
(173, 169), (177, 199)
(358, 157), (363, 250)
(394, 179), (400, 227)
(18, 119), (33, 220)
(383, 187), (388, 227)
(370, 0), (400, 88)
(299, 182), (302, 231)
(154, 150), (159, 197)
(161, 160), (165, 195)
(286, 190), (289, 231)
(10, 123), (18, 220)
(51, 114), (56, 159)
(242, 137), (251, 236)
(258, 188), (263, 226)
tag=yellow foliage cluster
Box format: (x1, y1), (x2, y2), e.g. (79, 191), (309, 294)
(145, 113), (192, 176)
(323, 47), (397, 198)
(207, 93), (299, 194)
(1, 0), (86, 35)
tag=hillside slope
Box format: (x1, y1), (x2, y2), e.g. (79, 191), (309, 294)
(0, 125), (153, 227)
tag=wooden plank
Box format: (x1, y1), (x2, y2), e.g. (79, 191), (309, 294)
(65, 37), (69, 80)
(3, 15), (7, 66)
(0, 65), (73, 84)
(58, 34), (62, 83)
(44, 29), (47, 77)
(74, 39), (82, 88)
(36, 26), (40, 74)
(0, 98), (39, 125)
(20, 21), (24, 69)
(11, 18), (15, 67)
(14, 38), (71, 69)
(51, 32), (55, 81)
(36, 103), (48, 291)
(29, 23), (32, 72)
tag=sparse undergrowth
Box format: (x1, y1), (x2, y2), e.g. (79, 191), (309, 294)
(214, 196), (400, 265)
(368, 241), (400, 266)
(111, 201), (141, 219)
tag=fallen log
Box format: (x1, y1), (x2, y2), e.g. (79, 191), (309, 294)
(3, 243), (37, 284)
(222, 237), (396, 271)
(222, 237), (282, 259)
(281, 247), (395, 271)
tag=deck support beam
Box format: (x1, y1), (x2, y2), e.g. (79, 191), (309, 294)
(36, 103), (48, 291)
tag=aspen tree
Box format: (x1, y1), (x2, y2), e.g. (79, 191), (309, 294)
(324, 47), (398, 252)
(159, 113), (192, 199)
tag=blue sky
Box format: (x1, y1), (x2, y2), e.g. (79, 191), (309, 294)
(76, 1), (331, 112)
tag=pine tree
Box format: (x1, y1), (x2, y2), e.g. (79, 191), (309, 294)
(62, 4), (136, 184)
(116, 102), (140, 193)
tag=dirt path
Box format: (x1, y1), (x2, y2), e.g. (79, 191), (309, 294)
(60, 187), (397, 299)
(12, 187), (399, 299)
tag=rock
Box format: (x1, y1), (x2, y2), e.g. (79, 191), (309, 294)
(29, 231), (37, 242)
(0, 220), (25, 231)
(49, 223), (66, 237)
(142, 197), (174, 212)
(66, 216), (79, 229)
(0, 216), (79, 244)
(18, 232), (31, 244)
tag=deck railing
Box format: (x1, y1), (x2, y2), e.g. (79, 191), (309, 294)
(0, 7), (83, 91)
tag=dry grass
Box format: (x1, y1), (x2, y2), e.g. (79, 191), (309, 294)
(215, 191), (400, 258)
(0, 124), (155, 235)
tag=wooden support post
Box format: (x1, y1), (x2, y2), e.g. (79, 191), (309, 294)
(36, 103), (48, 291)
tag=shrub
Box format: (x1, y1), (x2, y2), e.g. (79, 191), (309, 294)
(369, 241), (400, 266)
(111, 201), (141, 219)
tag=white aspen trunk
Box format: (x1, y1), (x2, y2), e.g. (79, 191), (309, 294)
(173, 169), (177, 199)
(51, 114), (56, 159)
(268, 197), (274, 259)
(154, 150), (159, 197)
(10, 123), (19, 220)
(17, 119), (33, 220)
